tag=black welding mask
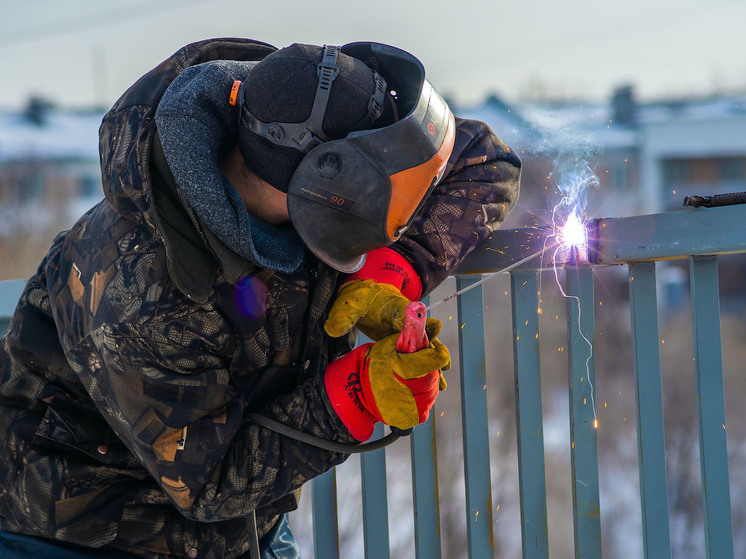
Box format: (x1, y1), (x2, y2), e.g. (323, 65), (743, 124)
(233, 42), (455, 273)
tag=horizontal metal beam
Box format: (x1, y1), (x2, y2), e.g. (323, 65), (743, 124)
(589, 205), (746, 264)
(456, 205), (746, 273)
(0, 279), (25, 320)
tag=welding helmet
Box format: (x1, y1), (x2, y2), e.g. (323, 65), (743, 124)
(232, 42), (456, 272)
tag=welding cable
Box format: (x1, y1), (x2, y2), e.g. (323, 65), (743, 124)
(684, 192), (746, 208)
(245, 409), (411, 558)
(247, 510), (261, 559)
(247, 412), (409, 453)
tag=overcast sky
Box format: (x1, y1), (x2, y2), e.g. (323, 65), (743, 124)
(1, 0), (745, 110)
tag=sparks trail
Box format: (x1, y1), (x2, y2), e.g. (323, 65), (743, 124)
(428, 132), (601, 424)
(538, 212), (597, 428)
(424, 212), (598, 432)
(553, 268), (598, 428)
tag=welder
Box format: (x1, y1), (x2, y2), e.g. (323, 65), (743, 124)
(0, 38), (520, 558)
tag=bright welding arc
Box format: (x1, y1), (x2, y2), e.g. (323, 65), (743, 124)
(558, 210), (588, 252)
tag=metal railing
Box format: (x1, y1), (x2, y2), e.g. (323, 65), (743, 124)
(309, 204), (745, 559)
(1, 204), (744, 558)
(0, 279), (24, 335)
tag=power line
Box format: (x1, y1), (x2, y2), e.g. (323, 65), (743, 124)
(0, 0), (213, 48)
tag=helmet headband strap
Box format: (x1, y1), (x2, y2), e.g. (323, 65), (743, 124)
(238, 45), (387, 154)
(236, 45), (338, 153)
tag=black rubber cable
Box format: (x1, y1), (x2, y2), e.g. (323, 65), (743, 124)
(247, 412), (410, 453)
(245, 412), (411, 558)
(247, 510), (261, 559)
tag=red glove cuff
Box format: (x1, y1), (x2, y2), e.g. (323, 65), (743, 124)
(344, 247), (422, 301)
(395, 370), (441, 424)
(324, 344), (377, 441)
(358, 366), (440, 426)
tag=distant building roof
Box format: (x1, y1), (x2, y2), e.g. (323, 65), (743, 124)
(0, 107), (103, 163)
(1, 93), (744, 165)
(643, 96), (746, 123)
(454, 93), (746, 155)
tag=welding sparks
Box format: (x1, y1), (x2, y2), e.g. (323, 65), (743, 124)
(549, 219), (598, 430)
(547, 139), (601, 431)
(422, 128), (601, 437)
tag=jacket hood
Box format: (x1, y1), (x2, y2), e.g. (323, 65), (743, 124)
(98, 39), (303, 301)
(154, 59), (306, 274)
(100, 39), (276, 226)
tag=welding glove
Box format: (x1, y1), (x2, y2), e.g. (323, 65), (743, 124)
(324, 247), (441, 341)
(324, 334), (450, 441)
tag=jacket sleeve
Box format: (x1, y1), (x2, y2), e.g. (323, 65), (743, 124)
(391, 117), (521, 294)
(70, 320), (355, 523)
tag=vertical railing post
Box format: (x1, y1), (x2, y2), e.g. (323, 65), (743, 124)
(0, 279), (25, 337)
(689, 255), (734, 558)
(456, 275), (494, 559)
(361, 421), (391, 559)
(565, 266), (602, 558)
(628, 261), (672, 558)
(510, 270), (549, 559)
(411, 415), (441, 559)
(411, 294), (442, 559)
(312, 469), (340, 559)
(353, 332), (392, 559)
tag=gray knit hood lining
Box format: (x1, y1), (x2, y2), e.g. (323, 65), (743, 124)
(155, 59), (305, 274)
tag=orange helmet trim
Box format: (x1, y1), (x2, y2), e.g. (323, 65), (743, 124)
(386, 114), (455, 240)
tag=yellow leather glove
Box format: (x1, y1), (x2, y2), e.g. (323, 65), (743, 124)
(365, 333), (450, 429)
(325, 333), (451, 439)
(324, 279), (442, 342)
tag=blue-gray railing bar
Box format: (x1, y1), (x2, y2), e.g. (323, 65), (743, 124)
(456, 206), (746, 273)
(590, 205), (746, 264)
(410, 414), (441, 558)
(689, 255), (734, 559)
(0, 279), (24, 336)
(360, 422), (390, 559)
(0, 317), (10, 337)
(628, 261), (672, 559)
(456, 275), (495, 558)
(565, 266), (602, 558)
(510, 270), (549, 558)
(312, 468), (340, 559)
(341, 331), (392, 559)
(410, 294), (443, 559)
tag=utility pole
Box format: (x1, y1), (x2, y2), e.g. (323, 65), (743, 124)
(91, 44), (108, 109)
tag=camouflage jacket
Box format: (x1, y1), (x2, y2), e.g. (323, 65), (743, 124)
(0, 39), (521, 558)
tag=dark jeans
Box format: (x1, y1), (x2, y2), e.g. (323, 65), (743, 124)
(0, 514), (300, 558)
